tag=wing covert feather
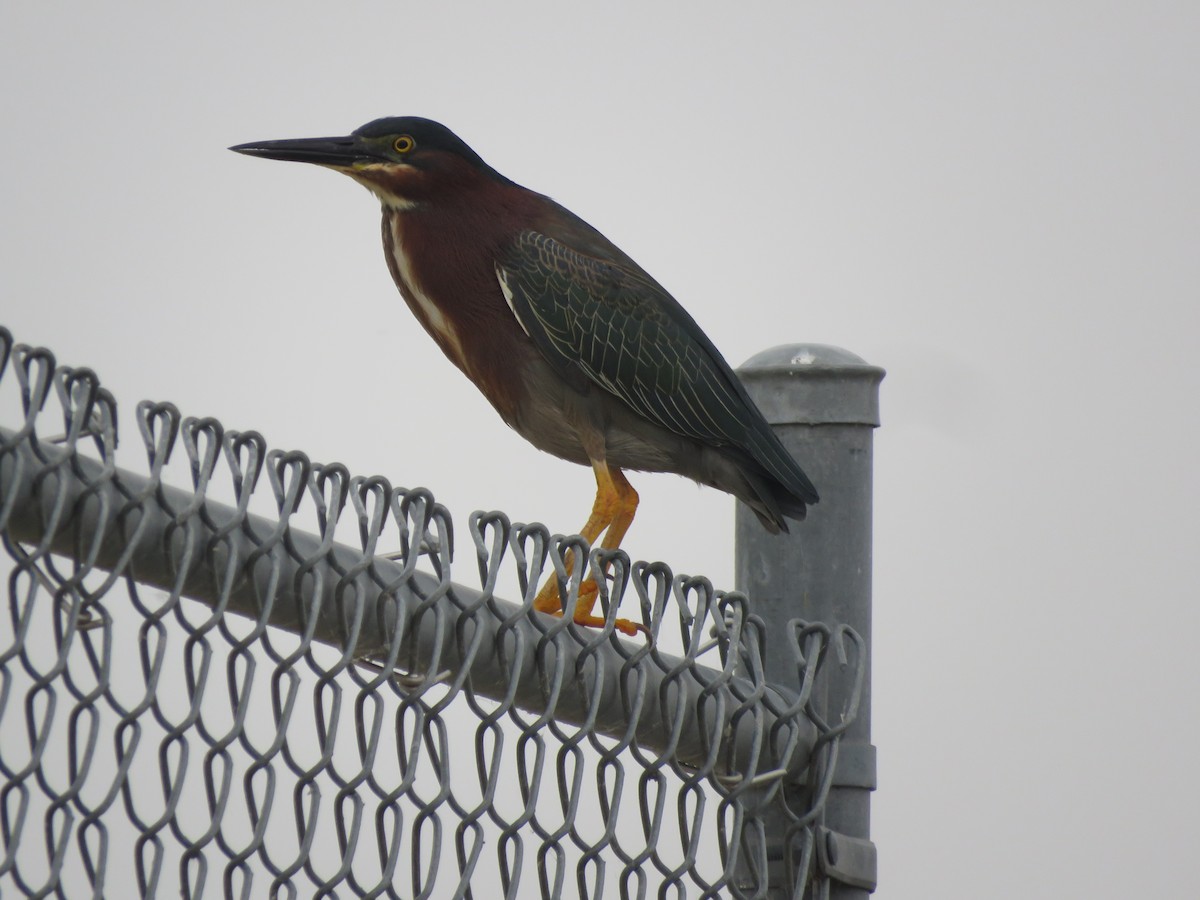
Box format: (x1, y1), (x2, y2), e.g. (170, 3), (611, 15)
(498, 230), (753, 450)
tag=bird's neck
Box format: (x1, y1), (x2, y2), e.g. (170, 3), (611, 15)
(380, 200), (535, 423)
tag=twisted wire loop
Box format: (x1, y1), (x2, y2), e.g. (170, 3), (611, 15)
(0, 326), (863, 899)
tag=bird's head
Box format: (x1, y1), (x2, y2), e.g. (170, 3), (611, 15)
(230, 116), (511, 208)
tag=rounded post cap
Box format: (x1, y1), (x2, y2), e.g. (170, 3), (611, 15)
(737, 343), (885, 426)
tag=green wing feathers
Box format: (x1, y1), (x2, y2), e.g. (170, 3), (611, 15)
(497, 230), (818, 514)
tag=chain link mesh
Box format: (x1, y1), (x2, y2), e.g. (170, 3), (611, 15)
(0, 326), (863, 898)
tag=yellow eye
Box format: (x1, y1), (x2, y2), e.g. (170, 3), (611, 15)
(393, 135), (416, 154)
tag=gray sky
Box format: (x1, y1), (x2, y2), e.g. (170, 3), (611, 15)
(3, 2), (1197, 896)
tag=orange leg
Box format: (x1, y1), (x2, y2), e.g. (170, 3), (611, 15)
(597, 467), (638, 554)
(533, 462), (644, 636)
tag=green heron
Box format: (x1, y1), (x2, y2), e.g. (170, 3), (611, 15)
(231, 117), (817, 636)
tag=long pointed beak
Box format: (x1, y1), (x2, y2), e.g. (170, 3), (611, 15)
(229, 134), (384, 167)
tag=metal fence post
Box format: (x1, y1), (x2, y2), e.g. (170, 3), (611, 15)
(735, 344), (884, 898)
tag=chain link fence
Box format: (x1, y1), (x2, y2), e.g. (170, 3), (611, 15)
(0, 325), (864, 898)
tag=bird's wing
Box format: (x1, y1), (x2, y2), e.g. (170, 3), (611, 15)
(496, 229), (817, 502)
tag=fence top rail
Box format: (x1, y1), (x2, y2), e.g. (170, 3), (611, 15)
(0, 329), (862, 791)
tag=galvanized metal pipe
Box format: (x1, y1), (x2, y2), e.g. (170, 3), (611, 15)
(0, 425), (816, 779)
(735, 344), (884, 897)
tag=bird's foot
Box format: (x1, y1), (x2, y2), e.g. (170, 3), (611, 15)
(571, 608), (649, 638)
(533, 577), (647, 638)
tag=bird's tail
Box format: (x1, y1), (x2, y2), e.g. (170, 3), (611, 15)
(744, 425), (818, 526)
(738, 463), (815, 534)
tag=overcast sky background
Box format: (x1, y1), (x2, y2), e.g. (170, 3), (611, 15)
(2, 2), (1197, 897)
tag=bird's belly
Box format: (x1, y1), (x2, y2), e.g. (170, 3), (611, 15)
(508, 360), (689, 473)
(506, 374), (592, 466)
